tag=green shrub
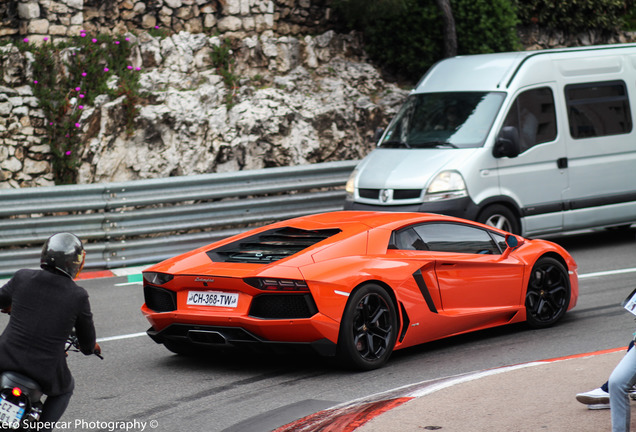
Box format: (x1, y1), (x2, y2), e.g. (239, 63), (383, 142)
(514, 0), (628, 33)
(210, 37), (239, 107)
(333, 0), (520, 83)
(454, 0), (520, 55)
(22, 33), (143, 184)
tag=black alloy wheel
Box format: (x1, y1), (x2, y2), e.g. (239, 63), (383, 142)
(337, 284), (398, 370)
(525, 257), (570, 328)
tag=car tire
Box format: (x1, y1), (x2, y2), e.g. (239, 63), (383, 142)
(337, 284), (398, 370)
(525, 257), (570, 328)
(477, 204), (520, 234)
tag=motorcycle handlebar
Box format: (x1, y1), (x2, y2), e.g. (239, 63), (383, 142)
(66, 334), (104, 360)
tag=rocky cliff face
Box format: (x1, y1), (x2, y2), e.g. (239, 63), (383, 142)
(77, 30), (406, 183)
(0, 29), (407, 187)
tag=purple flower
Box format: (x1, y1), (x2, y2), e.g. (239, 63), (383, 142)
(92, 38), (97, 43)
(104, 67), (109, 72)
(75, 87), (81, 91)
(125, 38), (130, 42)
(80, 33), (86, 38)
(115, 41), (120, 45)
(127, 65), (133, 70)
(75, 123), (81, 128)
(49, 122), (53, 126)
(155, 26), (160, 29)
(79, 94), (85, 99)
(65, 150), (72, 155)
(23, 38), (29, 43)
(81, 72), (87, 77)
(43, 37), (49, 41)
(135, 67), (141, 71)
(33, 80), (38, 84)
(78, 105), (84, 110)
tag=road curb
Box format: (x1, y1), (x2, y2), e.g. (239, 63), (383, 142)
(273, 346), (627, 432)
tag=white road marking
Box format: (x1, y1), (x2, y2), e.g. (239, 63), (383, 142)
(97, 332), (147, 343)
(579, 267), (636, 279)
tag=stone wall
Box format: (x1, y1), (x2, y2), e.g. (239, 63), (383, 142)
(2, 0), (335, 43)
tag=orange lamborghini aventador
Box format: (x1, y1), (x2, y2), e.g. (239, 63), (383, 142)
(141, 211), (578, 370)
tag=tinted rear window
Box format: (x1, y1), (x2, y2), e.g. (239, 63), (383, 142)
(206, 227), (341, 263)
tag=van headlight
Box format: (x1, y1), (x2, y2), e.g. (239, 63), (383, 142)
(345, 169), (358, 198)
(423, 170), (467, 202)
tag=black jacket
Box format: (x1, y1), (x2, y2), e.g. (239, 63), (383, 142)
(0, 268), (96, 396)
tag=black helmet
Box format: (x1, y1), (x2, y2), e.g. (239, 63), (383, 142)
(40, 233), (86, 279)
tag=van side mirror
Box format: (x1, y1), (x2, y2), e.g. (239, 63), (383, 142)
(493, 126), (521, 158)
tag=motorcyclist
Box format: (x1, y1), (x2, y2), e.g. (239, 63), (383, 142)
(0, 233), (100, 429)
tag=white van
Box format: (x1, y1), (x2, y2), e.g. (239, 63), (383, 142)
(344, 44), (636, 236)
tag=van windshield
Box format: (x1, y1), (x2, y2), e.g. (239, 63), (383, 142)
(379, 92), (505, 149)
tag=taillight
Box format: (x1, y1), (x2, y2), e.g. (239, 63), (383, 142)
(143, 272), (174, 286)
(11, 387), (21, 397)
(244, 278), (309, 292)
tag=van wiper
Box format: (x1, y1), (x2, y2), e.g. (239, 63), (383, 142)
(411, 141), (458, 149)
(379, 140), (411, 149)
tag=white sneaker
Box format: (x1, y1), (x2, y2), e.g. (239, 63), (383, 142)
(576, 388), (609, 405)
(588, 403), (610, 410)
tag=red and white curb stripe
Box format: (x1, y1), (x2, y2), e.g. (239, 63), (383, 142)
(273, 347), (627, 432)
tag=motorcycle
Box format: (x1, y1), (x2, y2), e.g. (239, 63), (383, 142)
(0, 334), (102, 429)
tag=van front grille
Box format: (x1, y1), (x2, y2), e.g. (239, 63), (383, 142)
(359, 189), (380, 199)
(393, 189), (421, 199)
(359, 189), (422, 201)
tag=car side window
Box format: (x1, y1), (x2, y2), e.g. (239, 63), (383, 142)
(393, 227), (428, 251)
(491, 232), (507, 252)
(412, 223), (500, 255)
(501, 87), (557, 154)
(565, 80), (632, 139)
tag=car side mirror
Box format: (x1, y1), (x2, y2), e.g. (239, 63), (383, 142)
(493, 126), (521, 158)
(501, 234), (524, 260)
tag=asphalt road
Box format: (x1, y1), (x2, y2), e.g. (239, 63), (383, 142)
(1, 227), (636, 432)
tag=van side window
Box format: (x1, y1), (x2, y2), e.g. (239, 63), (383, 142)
(501, 87), (557, 153)
(565, 80), (632, 139)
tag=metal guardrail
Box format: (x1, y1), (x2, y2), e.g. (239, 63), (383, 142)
(0, 160), (358, 277)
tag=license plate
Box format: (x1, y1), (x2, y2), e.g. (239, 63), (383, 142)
(0, 399), (24, 427)
(187, 291), (238, 308)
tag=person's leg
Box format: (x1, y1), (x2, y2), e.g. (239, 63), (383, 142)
(38, 391), (72, 431)
(609, 347), (636, 432)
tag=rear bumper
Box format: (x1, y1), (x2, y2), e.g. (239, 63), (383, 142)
(146, 324), (337, 357)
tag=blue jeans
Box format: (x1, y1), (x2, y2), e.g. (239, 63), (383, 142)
(610, 347), (636, 431)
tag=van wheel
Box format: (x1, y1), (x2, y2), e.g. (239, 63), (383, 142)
(478, 205), (520, 234)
